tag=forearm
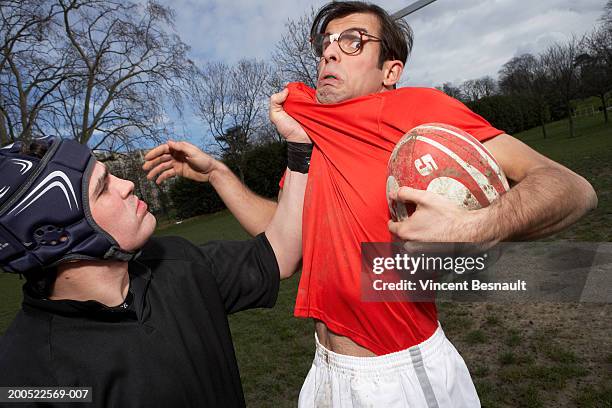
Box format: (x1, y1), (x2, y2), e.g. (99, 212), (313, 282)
(264, 169), (307, 279)
(209, 163), (278, 236)
(476, 165), (597, 242)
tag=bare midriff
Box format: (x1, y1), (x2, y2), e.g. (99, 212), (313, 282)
(314, 320), (376, 357)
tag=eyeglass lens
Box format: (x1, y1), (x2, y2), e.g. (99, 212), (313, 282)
(314, 29), (363, 57)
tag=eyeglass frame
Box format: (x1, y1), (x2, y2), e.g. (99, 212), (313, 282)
(310, 28), (383, 58)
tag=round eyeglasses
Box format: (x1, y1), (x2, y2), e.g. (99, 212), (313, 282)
(310, 28), (382, 58)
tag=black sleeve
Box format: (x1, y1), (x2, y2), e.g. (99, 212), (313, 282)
(192, 233), (280, 314)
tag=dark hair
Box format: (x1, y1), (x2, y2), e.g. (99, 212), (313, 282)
(310, 1), (414, 68)
(20, 139), (56, 297)
(20, 139), (50, 159)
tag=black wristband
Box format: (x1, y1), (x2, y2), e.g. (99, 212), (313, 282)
(287, 142), (313, 174)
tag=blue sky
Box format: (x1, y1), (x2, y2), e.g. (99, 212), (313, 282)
(160, 0), (605, 144)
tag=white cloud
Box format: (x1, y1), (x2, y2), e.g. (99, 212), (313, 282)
(164, 0), (603, 85)
(400, 0), (602, 86)
(166, 0), (328, 64)
(158, 0), (605, 143)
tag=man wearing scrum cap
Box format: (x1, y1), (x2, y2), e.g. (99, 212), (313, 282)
(0, 90), (311, 407)
(144, 1), (597, 407)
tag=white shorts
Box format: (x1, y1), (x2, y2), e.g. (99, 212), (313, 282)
(298, 324), (480, 408)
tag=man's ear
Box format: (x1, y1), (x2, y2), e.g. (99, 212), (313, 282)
(382, 60), (404, 88)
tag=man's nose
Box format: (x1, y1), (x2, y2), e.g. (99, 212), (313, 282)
(322, 39), (341, 63)
(114, 176), (135, 198)
(124, 180), (135, 196)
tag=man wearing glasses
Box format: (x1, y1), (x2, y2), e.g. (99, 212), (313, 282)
(149, 2), (596, 406)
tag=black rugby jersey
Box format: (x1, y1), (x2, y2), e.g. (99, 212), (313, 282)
(0, 233), (279, 407)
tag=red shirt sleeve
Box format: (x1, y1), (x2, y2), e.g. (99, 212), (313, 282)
(380, 88), (504, 143)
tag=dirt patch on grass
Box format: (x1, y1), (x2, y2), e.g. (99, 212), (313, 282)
(439, 302), (612, 407)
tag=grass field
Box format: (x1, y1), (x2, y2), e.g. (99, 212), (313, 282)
(0, 113), (610, 407)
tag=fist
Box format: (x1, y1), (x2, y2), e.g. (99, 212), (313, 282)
(269, 88), (310, 144)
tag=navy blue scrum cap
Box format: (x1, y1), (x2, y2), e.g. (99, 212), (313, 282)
(0, 137), (138, 274)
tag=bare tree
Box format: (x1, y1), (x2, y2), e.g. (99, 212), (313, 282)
(56, 0), (193, 153)
(499, 54), (536, 94)
(577, 33), (611, 124)
(460, 80), (478, 102)
(603, 0), (612, 27)
(541, 36), (583, 138)
(460, 76), (497, 102)
(499, 53), (552, 138)
(436, 82), (464, 101)
(476, 76), (498, 98)
(0, 0), (70, 144)
(0, 0), (194, 152)
(580, 26), (612, 121)
(272, 6), (318, 88)
(190, 59), (274, 180)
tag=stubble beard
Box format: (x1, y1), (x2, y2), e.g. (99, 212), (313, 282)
(316, 87), (344, 104)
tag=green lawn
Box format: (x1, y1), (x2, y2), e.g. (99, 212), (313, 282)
(452, 114), (612, 407)
(0, 113), (610, 407)
(0, 274), (23, 336)
(514, 113), (611, 242)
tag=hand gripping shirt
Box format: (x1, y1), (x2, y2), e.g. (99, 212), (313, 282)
(282, 82), (503, 355)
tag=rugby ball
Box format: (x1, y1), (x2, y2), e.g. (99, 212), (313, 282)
(387, 123), (509, 221)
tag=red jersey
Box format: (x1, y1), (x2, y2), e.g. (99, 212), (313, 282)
(282, 82), (503, 355)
